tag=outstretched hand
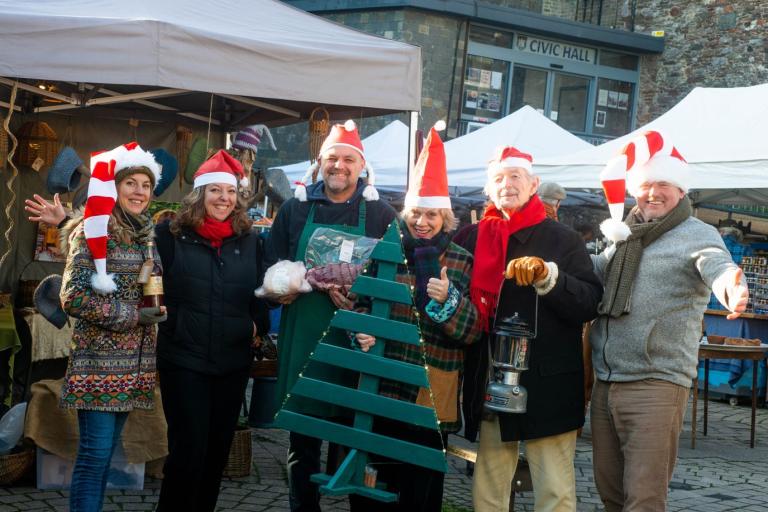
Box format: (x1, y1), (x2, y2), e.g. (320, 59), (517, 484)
(426, 266), (450, 304)
(725, 268), (749, 320)
(25, 193), (67, 225)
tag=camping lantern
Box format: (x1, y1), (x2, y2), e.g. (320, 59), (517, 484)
(485, 304), (537, 414)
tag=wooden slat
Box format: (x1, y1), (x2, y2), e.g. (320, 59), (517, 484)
(350, 276), (412, 305)
(370, 240), (405, 264)
(311, 474), (398, 502)
(291, 377), (437, 428)
(331, 310), (420, 345)
(275, 411), (448, 472)
(313, 344), (429, 387)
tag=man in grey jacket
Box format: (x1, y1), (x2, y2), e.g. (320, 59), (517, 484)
(589, 131), (749, 512)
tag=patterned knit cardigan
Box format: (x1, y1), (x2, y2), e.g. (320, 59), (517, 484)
(59, 220), (158, 412)
(378, 242), (482, 433)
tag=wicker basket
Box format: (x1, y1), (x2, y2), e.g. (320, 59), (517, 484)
(222, 427), (252, 478)
(0, 448), (35, 486)
(15, 121), (58, 171)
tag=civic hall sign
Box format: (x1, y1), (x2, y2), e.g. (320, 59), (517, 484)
(515, 34), (596, 64)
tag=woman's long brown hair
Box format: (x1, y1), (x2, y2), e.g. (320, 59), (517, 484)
(170, 185), (252, 236)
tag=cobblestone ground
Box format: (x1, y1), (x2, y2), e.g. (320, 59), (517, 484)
(2, 397), (767, 511)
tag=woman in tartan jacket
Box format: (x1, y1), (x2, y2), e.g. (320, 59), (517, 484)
(349, 124), (482, 512)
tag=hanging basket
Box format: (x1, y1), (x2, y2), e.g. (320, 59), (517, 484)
(15, 121), (58, 171)
(308, 106), (330, 169)
(222, 427), (252, 478)
(0, 447), (35, 486)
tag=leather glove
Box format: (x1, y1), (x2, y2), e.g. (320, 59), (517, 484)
(138, 307), (167, 326)
(504, 256), (548, 286)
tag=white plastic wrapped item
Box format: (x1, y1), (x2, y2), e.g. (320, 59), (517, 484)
(0, 402), (27, 455)
(255, 260), (312, 299)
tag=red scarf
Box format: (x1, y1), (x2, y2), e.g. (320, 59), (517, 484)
(195, 216), (234, 252)
(470, 195), (546, 331)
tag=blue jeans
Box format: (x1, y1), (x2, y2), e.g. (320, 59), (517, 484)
(70, 410), (129, 512)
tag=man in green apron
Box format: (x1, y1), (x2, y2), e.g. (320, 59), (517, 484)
(265, 120), (396, 512)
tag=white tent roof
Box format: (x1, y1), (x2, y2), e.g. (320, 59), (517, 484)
(275, 120), (410, 186)
(534, 84), (768, 190)
(0, 0), (421, 112)
(444, 106), (593, 187)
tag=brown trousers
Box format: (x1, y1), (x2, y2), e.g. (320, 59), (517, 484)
(590, 379), (689, 512)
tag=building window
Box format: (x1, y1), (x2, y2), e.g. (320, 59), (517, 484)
(462, 55), (509, 122)
(469, 25), (513, 48)
(551, 72), (590, 132)
(592, 78), (634, 137)
(599, 50), (639, 70)
(510, 66), (547, 114)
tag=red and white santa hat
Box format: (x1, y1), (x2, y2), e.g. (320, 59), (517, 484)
(488, 146), (533, 175)
(404, 120), (450, 209)
(294, 120), (377, 202)
(84, 142), (161, 294)
(599, 130), (689, 242)
(193, 149), (248, 189)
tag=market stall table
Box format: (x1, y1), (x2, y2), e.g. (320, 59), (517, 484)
(702, 309), (768, 401)
(691, 342), (768, 448)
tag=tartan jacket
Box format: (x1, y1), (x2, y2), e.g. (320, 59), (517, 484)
(378, 241), (482, 433)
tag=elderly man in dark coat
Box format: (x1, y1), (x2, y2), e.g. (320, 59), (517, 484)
(454, 146), (602, 512)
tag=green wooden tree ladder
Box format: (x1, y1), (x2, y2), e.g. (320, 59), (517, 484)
(273, 221), (448, 502)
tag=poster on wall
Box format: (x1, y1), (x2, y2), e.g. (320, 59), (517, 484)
(487, 93), (501, 112)
(465, 90), (478, 109)
(34, 223), (65, 262)
(491, 71), (503, 90)
(597, 89), (608, 107)
(466, 67), (481, 86)
(617, 92), (629, 111)
(478, 92), (490, 110)
(479, 69), (492, 89)
(607, 91), (619, 108)
(595, 110), (607, 128)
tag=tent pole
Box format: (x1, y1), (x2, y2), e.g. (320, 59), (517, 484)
(407, 111), (418, 189)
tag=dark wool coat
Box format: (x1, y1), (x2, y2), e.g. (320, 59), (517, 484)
(454, 218), (602, 442)
(155, 222), (270, 375)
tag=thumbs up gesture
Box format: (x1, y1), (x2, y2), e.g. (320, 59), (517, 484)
(725, 268), (749, 320)
(427, 266), (450, 304)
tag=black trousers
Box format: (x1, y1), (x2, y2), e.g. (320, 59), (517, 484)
(156, 361), (250, 512)
(348, 419), (448, 512)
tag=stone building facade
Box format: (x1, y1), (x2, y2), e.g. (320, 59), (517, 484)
(260, 1), (766, 169)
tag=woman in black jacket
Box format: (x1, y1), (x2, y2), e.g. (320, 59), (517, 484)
(154, 150), (269, 512)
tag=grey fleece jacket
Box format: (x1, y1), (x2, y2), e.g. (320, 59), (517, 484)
(590, 216), (739, 388)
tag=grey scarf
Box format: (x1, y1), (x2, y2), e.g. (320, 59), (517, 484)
(598, 196), (692, 318)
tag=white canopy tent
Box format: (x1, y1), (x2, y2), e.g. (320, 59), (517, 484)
(276, 106), (594, 190)
(444, 105), (593, 188)
(533, 84), (768, 197)
(274, 120), (411, 186)
(0, 0), (422, 291)
(0, 0), (421, 123)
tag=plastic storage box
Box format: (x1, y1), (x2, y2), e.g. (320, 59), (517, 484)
(36, 445), (145, 490)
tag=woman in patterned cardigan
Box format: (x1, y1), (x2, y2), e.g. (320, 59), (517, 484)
(59, 143), (165, 512)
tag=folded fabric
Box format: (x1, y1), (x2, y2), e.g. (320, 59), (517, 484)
(305, 262), (363, 294)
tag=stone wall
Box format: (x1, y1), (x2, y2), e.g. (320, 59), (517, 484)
(629, 0), (767, 124)
(260, 7), (467, 168)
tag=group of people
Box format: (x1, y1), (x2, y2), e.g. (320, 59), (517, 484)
(26, 119), (748, 512)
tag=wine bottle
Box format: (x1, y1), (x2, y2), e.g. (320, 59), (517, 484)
(141, 240), (164, 308)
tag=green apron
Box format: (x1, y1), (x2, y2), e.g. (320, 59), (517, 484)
(275, 200), (366, 417)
